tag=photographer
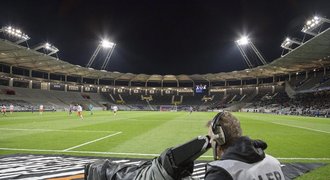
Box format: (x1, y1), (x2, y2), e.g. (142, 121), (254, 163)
(85, 112), (284, 180)
(205, 111), (284, 180)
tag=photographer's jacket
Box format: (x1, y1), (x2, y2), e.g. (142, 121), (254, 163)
(205, 136), (284, 180)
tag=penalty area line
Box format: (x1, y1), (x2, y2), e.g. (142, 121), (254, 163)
(0, 147), (330, 160)
(63, 132), (122, 151)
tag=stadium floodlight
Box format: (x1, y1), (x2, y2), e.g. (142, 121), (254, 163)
(236, 36), (250, 46)
(86, 38), (116, 70)
(281, 37), (302, 51)
(101, 39), (115, 48)
(0, 26), (30, 44)
(33, 42), (59, 56)
(302, 16), (330, 36)
(235, 36), (267, 69)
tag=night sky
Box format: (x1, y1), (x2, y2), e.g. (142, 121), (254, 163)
(0, 0), (329, 75)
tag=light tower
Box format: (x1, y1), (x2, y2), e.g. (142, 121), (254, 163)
(33, 42), (59, 57)
(235, 36), (267, 69)
(0, 26), (30, 45)
(280, 37), (302, 56)
(86, 39), (116, 70)
(302, 16), (330, 36)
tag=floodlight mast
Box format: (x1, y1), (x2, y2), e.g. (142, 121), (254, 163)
(281, 37), (302, 51)
(301, 16), (330, 36)
(101, 43), (116, 70)
(86, 45), (102, 68)
(33, 42), (59, 57)
(0, 26), (30, 45)
(86, 39), (116, 69)
(235, 36), (267, 69)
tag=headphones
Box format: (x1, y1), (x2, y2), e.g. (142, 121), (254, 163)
(210, 112), (227, 160)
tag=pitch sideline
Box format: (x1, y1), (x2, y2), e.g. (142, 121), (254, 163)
(0, 147), (330, 160)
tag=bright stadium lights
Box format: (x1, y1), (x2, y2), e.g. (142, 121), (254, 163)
(280, 37), (302, 51)
(301, 16), (330, 36)
(235, 36), (267, 69)
(101, 39), (115, 48)
(236, 36), (249, 46)
(0, 26), (30, 44)
(86, 38), (116, 70)
(33, 42), (59, 57)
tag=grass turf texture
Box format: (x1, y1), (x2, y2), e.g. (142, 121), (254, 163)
(0, 111), (329, 179)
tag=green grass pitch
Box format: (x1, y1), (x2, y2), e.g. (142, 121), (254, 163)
(0, 111), (329, 179)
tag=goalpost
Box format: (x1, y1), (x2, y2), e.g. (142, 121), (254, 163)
(159, 105), (177, 112)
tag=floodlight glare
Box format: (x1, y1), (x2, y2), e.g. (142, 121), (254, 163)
(280, 36), (302, 52)
(301, 15), (330, 35)
(86, 38), (117, 69)
(33, 42), (59, 56)
(235, 35), (267, 68)
(236, 36), (249, 46)
(0, 26), (30, 42)
(101, 40), (115, 48)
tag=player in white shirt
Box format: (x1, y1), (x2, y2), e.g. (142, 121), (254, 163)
(39, 104), (44, 115)
(113, 105), (118, 116)
(9, 104), (14, 114)
(77, 104), (84, 120)
(1, 105), (7, 116)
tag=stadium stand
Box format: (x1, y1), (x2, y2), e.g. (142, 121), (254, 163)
(0, 26), (329, 116)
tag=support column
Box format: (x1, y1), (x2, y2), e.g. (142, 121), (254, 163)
(256, 77), (259, 85)
(305, 71), (308, 79)
(65, 75), (67, 82)
(64, 84), (67, 92)
(9, 78), (13, 87)
(48, 73), (50, 80)
(29, 80), (32, 89)
(97, 86), (100, 93)
(288, 73), (291, 81)
(29, 70), (32, 78)
(9, 66), (13, 75)
(273, 76), (275, 83)
(81, 85), (84, 93)
(256, 87), (259, 95)
(324, 67), (326, 76)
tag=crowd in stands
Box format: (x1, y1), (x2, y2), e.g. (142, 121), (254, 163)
(244, 91), (330, 117)
(1, 75), (330, 118)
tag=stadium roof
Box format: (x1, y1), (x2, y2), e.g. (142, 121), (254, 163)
(0, 28), (329, 83)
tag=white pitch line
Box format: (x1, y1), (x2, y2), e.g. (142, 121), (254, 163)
(270, 122), (330, 134)
(63, 132), (122, 151)
(0, 147), (329, 160)
(0, 128), (116, 133)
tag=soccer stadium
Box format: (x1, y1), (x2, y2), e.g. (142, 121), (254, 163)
(1, 2), (330, 180)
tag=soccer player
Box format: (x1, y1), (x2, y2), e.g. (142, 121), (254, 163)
(113, 105), (118, 116)
(69, 104), (73, 115)
(1, 104), (7, 116)
(189, 106), (193, 114)
(89, 104), (94, 115)
(39, 104), (44, 115)
(9, 104), (14, 114)
(77, 104), (83, 120)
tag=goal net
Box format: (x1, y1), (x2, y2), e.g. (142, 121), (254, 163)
(159, 105), (177, 112)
